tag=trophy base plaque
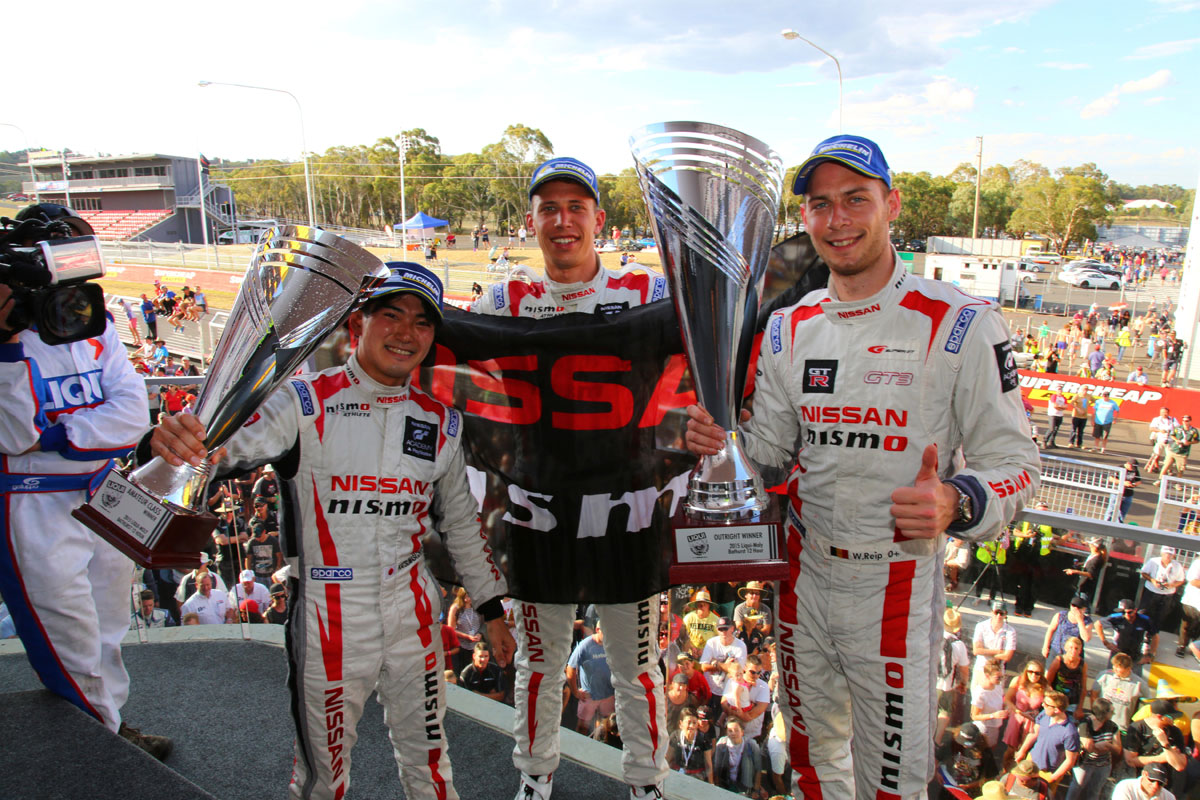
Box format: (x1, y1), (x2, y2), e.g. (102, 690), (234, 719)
(668, 499), (788, 584)
(72, 469), (217, 569)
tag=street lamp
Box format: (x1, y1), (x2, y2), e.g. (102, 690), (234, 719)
(398, 134), (411, 254)
(197, 80), (316, 226)
(780, 29), (843, 133)
(0, 122), (37, 202)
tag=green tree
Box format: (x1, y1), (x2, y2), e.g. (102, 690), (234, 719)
(486, 124), (553, 233)
(598, 167), (649, 235)
(1007, 167), (1112, 251)
(892, 171), (955, 240)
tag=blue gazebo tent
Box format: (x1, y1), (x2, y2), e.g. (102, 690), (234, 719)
(393, 212), (448, 243)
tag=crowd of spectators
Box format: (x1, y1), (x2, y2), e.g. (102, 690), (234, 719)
(1011, 304), (1186, 389)
(932, 515), (1200, 798)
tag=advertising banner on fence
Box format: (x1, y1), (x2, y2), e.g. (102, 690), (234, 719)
(1019, 369), (1200, 422)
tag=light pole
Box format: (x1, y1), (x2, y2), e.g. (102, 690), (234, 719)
(781, 29), (843, 133)
(0, 123), (37, 202)
(399, 134), (411, 254)
(972, 136), (983, 241)
(198, 80), (316, 226)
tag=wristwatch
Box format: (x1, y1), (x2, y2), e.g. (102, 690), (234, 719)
(950, 483), (974, 525)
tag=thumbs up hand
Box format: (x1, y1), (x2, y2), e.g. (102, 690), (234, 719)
(889, 444), (959, 539)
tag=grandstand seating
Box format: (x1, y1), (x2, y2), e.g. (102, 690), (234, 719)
(79, 209), (172, 240)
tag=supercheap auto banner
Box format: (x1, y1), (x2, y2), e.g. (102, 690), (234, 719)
(415, 301), (693, 604)
(1018, 370), (1200, 423)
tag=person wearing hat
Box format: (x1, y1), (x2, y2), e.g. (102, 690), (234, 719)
(148, 262), (513, 800)
(978, 781), (1013, 800)
(685, 132), (1040, 800)
(999, 758), (1050, 799)
(673, 653), (712, 707)
(683, 589), (721, 657)
(228, 569), (270, 612)
(1112, 763), (1176, 799)
(1139, 547), (1185, 630)
(471, 156), (672, 800)
(736, 607), (768, 655)
(974, 601), (1018, 687)
(1042, 595), (1095, 663)
(1098, 599), (1160, 676)
(699, 617), (748, 700)
(938, 722), (999, 797)
(1089, 390), (1119, 454)
(732, 581), (773, 633)
(1063, 538), (1106, 600)
(244, 498), (283, 588)
(937, 608), (970, 740)
(265, 582), (288, 625)
(1123, 700), (1187, 795)
(210, 499), (247, 588)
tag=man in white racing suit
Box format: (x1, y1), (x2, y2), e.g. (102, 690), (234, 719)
(150, 264), (514, 800)
(0, 205), (170, 760)
(687, 135), (1039, 799)
(471, 157), (670, 800)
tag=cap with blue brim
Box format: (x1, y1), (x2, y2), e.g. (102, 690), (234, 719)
(793, 134), (892, 195)
(528, 157), (600, 202)
(368, 262), (444, 321)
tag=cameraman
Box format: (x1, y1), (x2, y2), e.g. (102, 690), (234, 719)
(0, 205), (170, 759)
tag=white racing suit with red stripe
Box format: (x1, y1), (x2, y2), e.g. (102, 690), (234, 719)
(0, 323), (148, 732)
(212, 354), (506, 800)
(740, 255), (1039, 800)
(471, 263), (672, 788)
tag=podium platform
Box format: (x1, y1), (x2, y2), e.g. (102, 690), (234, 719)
(0, 631), (732, 799)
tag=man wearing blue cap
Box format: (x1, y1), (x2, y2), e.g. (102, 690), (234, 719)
(473, 157), (670, 800)
(686, 135), (1039, 799)
(148, 263), (514, 800)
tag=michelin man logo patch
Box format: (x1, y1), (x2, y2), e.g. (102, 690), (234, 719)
(994, 342), (1018, 392)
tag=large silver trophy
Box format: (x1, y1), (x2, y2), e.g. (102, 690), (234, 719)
(630, 121), (788, 583)
(74, 227), (389, 567)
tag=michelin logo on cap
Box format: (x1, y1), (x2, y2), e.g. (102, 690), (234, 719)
(528, 157), (600, 202)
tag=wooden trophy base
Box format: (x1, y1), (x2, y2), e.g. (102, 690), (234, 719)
(668, 498), (789, 585)
(72, 469), (217, 569)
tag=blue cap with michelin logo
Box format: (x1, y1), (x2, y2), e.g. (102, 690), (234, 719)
(528, 156), (600, 202)
(368, 262), (444, 321)
(792, 134), (892, 196)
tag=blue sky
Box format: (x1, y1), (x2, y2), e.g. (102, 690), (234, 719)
(6, 0), (1198, 188)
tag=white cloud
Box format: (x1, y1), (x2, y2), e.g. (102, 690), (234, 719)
(848, 76), (976, 132)
(1124, 37), (1200, 59)
(1144, 96), (1169, 105)
(1003, 46), (1026, 53)
(1081, 92), (1120, 119)
(1080, 69), (1172, 119)
(1039, 62), (1090, 70)
(1120, 69), (1172, 93)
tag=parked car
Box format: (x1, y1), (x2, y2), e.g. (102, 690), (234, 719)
(1059, 269), (1120, 289)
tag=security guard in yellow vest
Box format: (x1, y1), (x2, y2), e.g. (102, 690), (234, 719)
(1009, 508), (1056, 617)
(973, 531), (1009, 606)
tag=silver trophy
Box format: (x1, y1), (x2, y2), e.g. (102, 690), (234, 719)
(630, 122), (786, 580)
(74, 227), (389, 567)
